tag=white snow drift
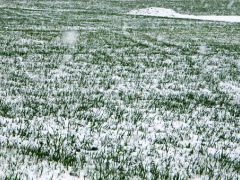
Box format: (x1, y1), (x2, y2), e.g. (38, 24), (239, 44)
(127, 7), (240, 23)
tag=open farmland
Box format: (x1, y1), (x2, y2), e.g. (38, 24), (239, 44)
(0, 0), (240, 179)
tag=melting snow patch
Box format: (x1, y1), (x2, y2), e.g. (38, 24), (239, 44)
(127, 7), (240, 23)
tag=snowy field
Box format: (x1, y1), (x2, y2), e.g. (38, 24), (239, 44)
(127, 7), (240, 22)
(0, 0), (240, 179)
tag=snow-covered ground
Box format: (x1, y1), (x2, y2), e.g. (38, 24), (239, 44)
(127, 7), (240, 23)
(0, 0), (240, 179)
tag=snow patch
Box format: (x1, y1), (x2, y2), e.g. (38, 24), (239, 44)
(207, 147), (217, 155)
(63, 54), (73, 62)
(16, 38), (45, 45)
(229, 146), (240, 160)
(172, 121), (188, 129)
(198, 44), (210, 55)
(127, 7), (240, 23)
(62, 30), (79, 47)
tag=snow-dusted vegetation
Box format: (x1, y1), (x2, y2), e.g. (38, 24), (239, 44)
(0, 0), (239, 179)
